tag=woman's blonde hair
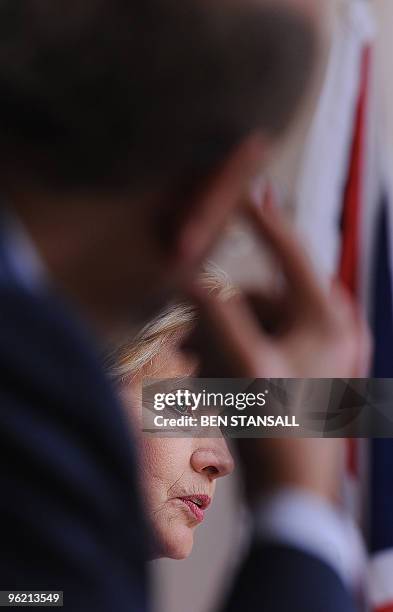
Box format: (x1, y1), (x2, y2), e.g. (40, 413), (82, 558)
(105, 263), (235, 384)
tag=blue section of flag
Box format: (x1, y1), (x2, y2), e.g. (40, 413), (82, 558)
(371, 197), (393, 553)
(372, 200), (393, 377)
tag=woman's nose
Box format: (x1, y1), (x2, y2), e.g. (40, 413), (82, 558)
(190, 439), (234, 480)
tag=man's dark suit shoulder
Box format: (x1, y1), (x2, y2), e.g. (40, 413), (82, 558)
(222, 542), (357, 612)
(0, 285), (149, 611)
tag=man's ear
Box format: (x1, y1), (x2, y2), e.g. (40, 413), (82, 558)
(157, 133), (266, 268)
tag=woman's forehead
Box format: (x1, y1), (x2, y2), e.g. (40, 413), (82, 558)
(144, 339), (198, 380)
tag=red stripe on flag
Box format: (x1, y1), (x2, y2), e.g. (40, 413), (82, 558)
(338, 47), (371, 479)
(339, 46), (371, 296)
(376, 605), (393, 612)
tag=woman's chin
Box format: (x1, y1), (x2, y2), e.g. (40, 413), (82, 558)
(156, 525), (195, 560)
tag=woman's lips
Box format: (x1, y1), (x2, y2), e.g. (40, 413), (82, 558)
(177, 495), (211, 523)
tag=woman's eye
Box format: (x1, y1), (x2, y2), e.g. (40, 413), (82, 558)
(168, 387), (194, 416)
(173, 403), (191, 416)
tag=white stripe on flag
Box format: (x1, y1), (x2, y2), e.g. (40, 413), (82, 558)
(295, 0), (375, 279)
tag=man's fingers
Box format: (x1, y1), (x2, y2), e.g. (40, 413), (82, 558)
(244, 198), (329, 315)
(354, 313), (373, 376)
(347, 298), (373, 377)
(246, 291), (293, 337)
(329, 281), (373, 376)
(184, 285), (272, 377)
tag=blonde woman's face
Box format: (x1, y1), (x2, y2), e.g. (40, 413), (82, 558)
(120, 341), (234, 560)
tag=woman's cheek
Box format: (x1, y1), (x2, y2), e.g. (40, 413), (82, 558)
(142, 438), (193, 481)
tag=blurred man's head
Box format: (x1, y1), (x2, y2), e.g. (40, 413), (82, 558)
(0, 0), (319, 331)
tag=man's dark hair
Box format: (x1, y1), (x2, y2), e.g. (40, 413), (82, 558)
(0, 0), (316, 193)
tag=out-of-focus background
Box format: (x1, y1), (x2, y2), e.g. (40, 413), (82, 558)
(375, 0), (393, 158)
(151, 1), (393, 611)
